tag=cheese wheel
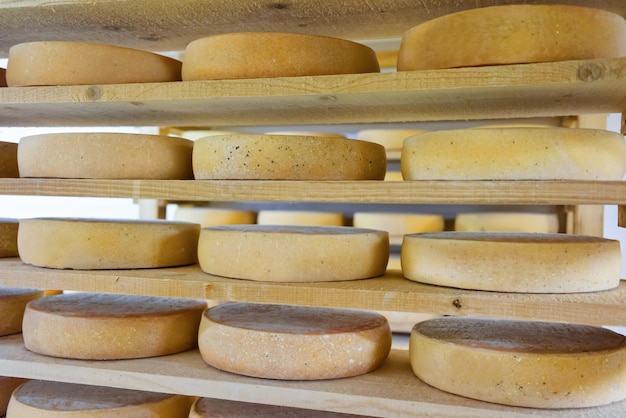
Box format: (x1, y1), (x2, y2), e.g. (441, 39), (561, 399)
(0, 68), (6, 87)
(193, 134), (386, 180)
(174, 206), (256, 227)
(189, 397), (364, 417)
(198, 303), (391, 380)
(455, 212), (560, 233)
(401, 128), (626, 180)
(6, 380), (193, 417)
(257, 210), (344, 226)
(0, 218), (19, 258)
(401, 232), (621, 293)
(265, 131), (346, 138)
(198, 225), (389, 282)
(356, 129), (427, 150)
(18, 218), (200, 270)
(410, 317), (626, 408)
(0, 377), (28, 416)
(352, 213), (444, 237)
(0, 288), (44, 336)
(397, 5), (626, 71)
(18, 132), (194, 179)
(182, 32), (379, 80)
(0, 141), (19, 178)
(22, 293), (207, 360)
(6, 41), (182, 86)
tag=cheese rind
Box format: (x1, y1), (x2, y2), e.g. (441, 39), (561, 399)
(0, 218), (19, 257)
(198, 303), (392, 380)
(397, 5), (626, 71)
(174, 206), (256, 227)
(410, 317), (626, 408)
(0, 377), (28, 416)
(0, 287), (44, 336)
(189, 397), (364, 417)
(257, 210), (344, 226)
(0, 141), (19, 178)
(352, 212), (444, 237)
(198, 225), (389, 282)
(401, 232), (621, 293)
(455, 212), (559, 233)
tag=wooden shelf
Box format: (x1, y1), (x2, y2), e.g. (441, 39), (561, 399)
(2, 57), (626, 126)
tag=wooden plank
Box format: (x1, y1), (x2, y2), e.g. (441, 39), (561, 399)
(565, 205), (604, 236)
(619, 206), (626, 228)
(1, 58), (626, 126)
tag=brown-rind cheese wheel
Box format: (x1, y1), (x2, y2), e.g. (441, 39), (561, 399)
(6, 41), (182, 86)
(0, 218), (19, 257)
(410, 317), (626, 408)
(189, 397), (365, 417)
(18, 218), (200, 270)
(182, 32), (379, 80)
(401, 232), (621, 293)
(0, 287), (44, 336)
(198, 303), (391, 380)
(198, 225), (389, 282)
(0, 141), (19, 178)
(397, 5), (626, 71)
(6, 380), (194, 417)
(22, 293), (207, 360)
(18, 133), (194, 179)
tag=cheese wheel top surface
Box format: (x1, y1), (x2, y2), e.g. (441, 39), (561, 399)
(412, 231), (607, 244)
(0, 287), (42, 299)
(0, 141), (19, 178)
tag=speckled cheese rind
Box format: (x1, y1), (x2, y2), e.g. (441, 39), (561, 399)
(6, 380), (194, 417)
(0, 218), (19, 257)
(352, 213), (444, 237)
(0, 287), (44, 336)
(455, 212), (560, 233)
(189, 397), (366, 417)
(18, 133), (194, 179)
(193, 134), (386, 180)
(257, 210), (344, 226)
(198, 225), (389, 282)
(22, 293), (207, 360)
(182, 32), (379, 80)
(356, 129), (427, 150)
(6, 41), (182, 86)
(174, 206), (257, 227)
(0, 377), (28, 416)
(198, 303), (392, 380)
(401, 232), (622, 293)
(0, 141), (19, 178)
(18, 218), (200, 270)
(401, 128), (626, 180)
(410, 317), (626, 408)
(397, 4), (626, 71)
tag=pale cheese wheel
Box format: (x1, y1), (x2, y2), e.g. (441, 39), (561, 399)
(198, 303), (391, 380)
(174, 206), (256, 227)
(401, 128), (626, 180)
(356, 129), (427, 150)
(7, 380), (193, 417)
(18, 218), (200, 270)
(352, 212), (444, 237)
(0, 218), (19, 257)
(410, 317), (626, 408)
(182, 32), (379, 80)
(455, 212), (560, 233)
(0, 287), (44, 336)
(22, 293), (207, 360)
(193, 134), (386, 180)
(401, 232), (621, 293)
(190, 397), (365, 417)
(0, 68), (6, 87)
(18, 132), (194, 179)
(0, 141), (19, 178)
(6, 41), (182, 86)
(257, 210), (344, 226)
(0, 377), (28, 416)
(198, 225), (389, 282)
(265, 131), (346, 138)
(397, 5), (626, 71)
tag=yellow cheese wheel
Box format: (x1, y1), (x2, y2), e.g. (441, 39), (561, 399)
(356, 129), (427, 150)
(0, 287), (44, 336)
(401, 232), (621, 293)
(198, 225), (389, 282)
(18, 218), (200, 270)
(0, 377), (28, 416)
(257, 210), (344, 226)
(352, 212), (444, 237)
(0, 218), (19, 258)
(265, 131), (346, 138)
(174, 206), (256, 227)
(193, 134), (386, 180)
(198, 303), (391, 380)
(18, 132), (194, 179)
(7, 380), (193, 417)
(0, 141), (19, 178)
(6, 41), (182, 86)
(397, 5), (626, 71)
(410, 317), (626, 408)
(182, 32), (379, 80)
(22, 293), (207, 360)
(189, 397), (364, 417)
(401, 128), (626, 180)
(455, 212), (560, 233)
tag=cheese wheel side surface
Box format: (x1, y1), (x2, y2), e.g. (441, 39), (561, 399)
(455, 212), (560, 233)
(257, 210), (344, 226)
(0, 377), (28, 416)
(174, 206), (257, 227)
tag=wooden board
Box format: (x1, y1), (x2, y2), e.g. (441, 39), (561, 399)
(1, 58), (626, 126)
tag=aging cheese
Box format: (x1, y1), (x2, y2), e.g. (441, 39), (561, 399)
(198, 303), (391, 380)
(0, 287), (44, 336)
(6, 380), (193, 417)
(257, 210), (344, 226)
(22, 293), (207, 360)
(193, 134), (386, 180)
(0, 141), (19, 178)
(0, 218), (19, 257)
(7, 41), (182, 86)
(401, 232), (621, 293)
(397, 5), (626, 71)
(410, 317), (626, 408)
(182, 32), (379, 80)
(198, 225), (389, 282)
(18, 218), (200, 270)
(356, 129), (427, 150)
(352, 213), (444, 237)
(401, 128), (626, 180)
(455, 212), (559, 233)
(190, 397), (365, 417)
(0, 377), (28, 416)
(174, 206), (256, 227)
(18, 132), (194, 179)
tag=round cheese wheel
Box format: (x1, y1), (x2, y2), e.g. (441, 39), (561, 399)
(257, 210), (344, 226)
(455, 212), (560, 233)
(401, 128), (626, 180)
(0, 141), (19, 178)
(18, 132), (194, 179)
(182, 32), (379, 80)
(198, 303), (391, 380)
(0, 377), (28, 416)
(356, 129), (427, 150)
(352, 212), (444, 237)
(6, 41), (182, 86)
(174, 206), (256, 227)
(6, 380), (193, 417)
(401, 232), (621, 293)
(0, 287), (44, 336)
(265, 131), (346, 138)
(0, 68), (6, 87)
(410, 317), (626, 408)
(397, 5), (626, 71)
(0, 218), (19, 258)
(22, 293), (207, 360)
(18, 218), (200, 270)
(189, 397), (362, 417)
(198, 225), (389, 282)
(193, 134), (386, 180)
